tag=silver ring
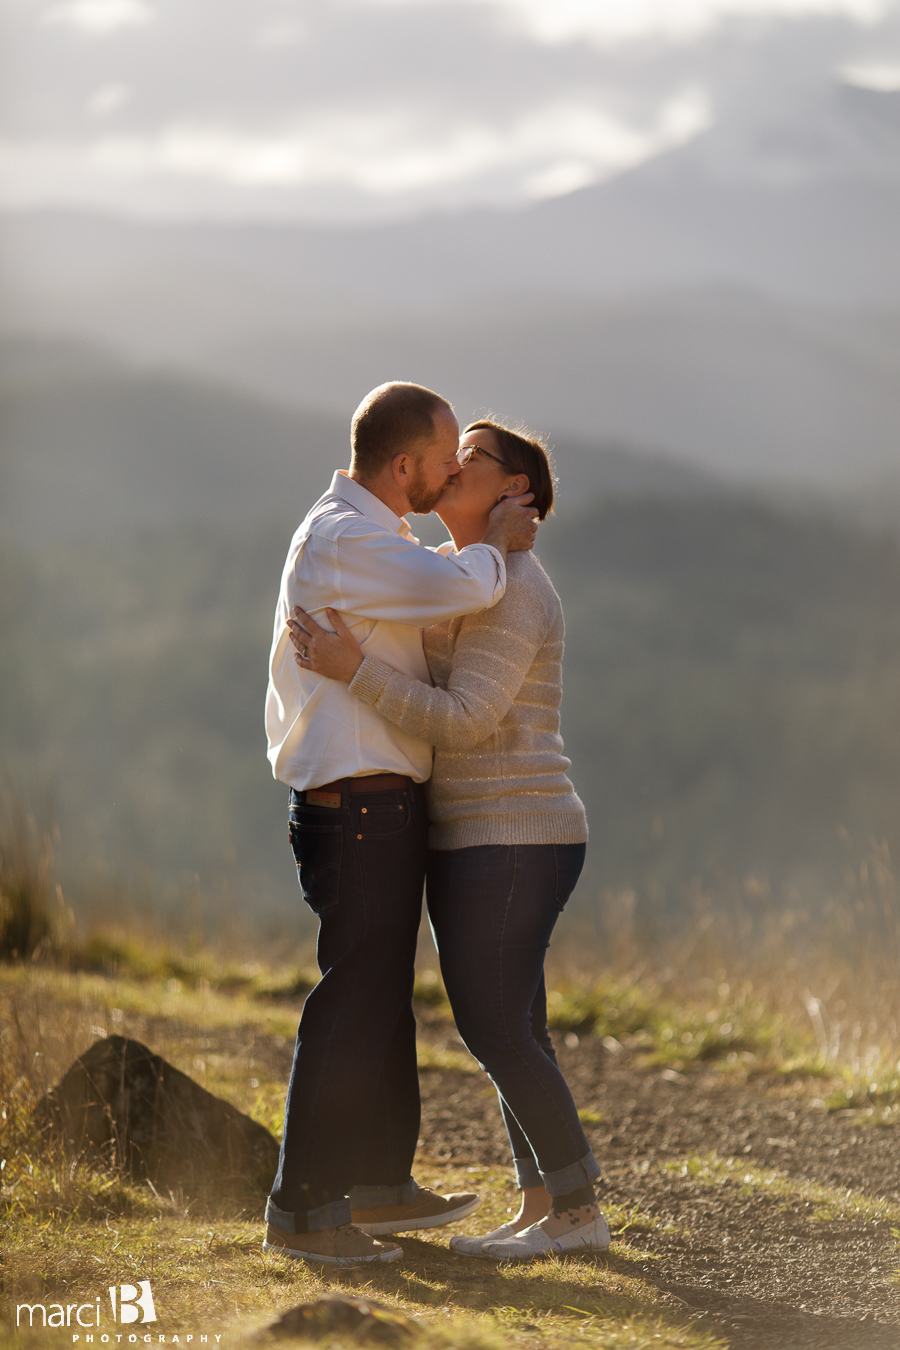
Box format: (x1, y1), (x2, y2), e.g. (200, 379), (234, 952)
(301, 646), (308, 659)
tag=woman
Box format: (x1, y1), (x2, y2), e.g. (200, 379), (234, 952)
(288, 420), (609, 1261)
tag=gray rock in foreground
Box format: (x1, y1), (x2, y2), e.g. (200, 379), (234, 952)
(34, 1034), (279, 1202)
(265, 1295), (420, 1344)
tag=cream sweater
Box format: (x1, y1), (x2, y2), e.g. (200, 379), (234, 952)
(349, 550), (589, 850)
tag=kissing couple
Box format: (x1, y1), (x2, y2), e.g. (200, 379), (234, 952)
(263, 380), (608, 1266)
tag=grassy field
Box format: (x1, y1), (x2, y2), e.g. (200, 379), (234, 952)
(0, 956), (727, 1350)
(3, 806), (900, 1349)
(3, 929), (900, 1350)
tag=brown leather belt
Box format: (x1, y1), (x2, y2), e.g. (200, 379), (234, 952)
(324, 773), (410, 795)
(301, 773), (412, 807)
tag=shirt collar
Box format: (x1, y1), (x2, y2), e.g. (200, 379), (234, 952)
(330, 470), (415, 539)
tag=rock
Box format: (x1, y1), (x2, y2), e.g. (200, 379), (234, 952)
(266, 1295), (420, 1345)
(34, 1035), (279, 1202)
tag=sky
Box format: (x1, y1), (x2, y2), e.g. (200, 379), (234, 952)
(2, 0), (900, 221)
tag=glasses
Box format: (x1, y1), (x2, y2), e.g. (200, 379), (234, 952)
(457, 444), (510, 469)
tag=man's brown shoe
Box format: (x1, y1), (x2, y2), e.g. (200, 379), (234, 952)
(263, 1222), (403, 1266)
(351, 1187), (481, 1236)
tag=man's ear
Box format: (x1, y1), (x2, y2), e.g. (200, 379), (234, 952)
(499, 474), (530, 500)
(391, 452), (413, 487)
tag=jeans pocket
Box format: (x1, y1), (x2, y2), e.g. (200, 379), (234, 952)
(553, 843), (587, 911)
(353, 797), (410, 838)
(289, 821), (343, 914)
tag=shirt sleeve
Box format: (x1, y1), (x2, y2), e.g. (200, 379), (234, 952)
(347, 579), (551, 750)
(327, 524), (506, 627)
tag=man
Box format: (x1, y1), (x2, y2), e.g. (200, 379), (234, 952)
(264, 381), (538, 1267)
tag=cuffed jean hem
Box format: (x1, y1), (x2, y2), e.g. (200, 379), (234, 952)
(348, 1177), (418, 1208)
(513, 1157), (544, 1190)
(542, 1151), (602, 1199)
(265, 1196), (352, 1234)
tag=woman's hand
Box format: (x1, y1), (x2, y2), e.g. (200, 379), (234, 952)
(287, 606), (364, 684)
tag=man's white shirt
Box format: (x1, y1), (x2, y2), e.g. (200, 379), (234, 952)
(266, 471), (507, 790)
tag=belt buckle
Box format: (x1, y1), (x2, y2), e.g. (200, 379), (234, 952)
(306, 789), (341, 809)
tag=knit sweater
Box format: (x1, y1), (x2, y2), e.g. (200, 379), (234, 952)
(348, 549), (589, 850)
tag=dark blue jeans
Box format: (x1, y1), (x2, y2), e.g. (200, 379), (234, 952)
(426, 842), (601, 1198)
(267, 780), (427, 1233)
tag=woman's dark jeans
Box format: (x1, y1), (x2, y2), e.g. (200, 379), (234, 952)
(426, 842), (601, 1197)
(267, 780), (428, 1234)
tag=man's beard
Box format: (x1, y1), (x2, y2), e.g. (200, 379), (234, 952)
(406, 462), (449, 514)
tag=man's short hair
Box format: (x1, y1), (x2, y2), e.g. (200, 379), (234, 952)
(351, 382), (451, 477)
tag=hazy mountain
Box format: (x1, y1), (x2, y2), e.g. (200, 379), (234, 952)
(652, 78), (900, 187)
(0, 339), (723, 545)
(4, 158), (900, 355)
(2, 79), (899, 484)
(3, 79), (900, 330)
(5, 6), (900, 927)
(206, 289), (900, 482)
(6, 493), (900, 920)
(0, 352), (346, 544)
(4, 276), (900, 486)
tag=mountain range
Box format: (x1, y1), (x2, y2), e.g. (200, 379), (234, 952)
(2, 74), (900, 494)
(0, 337), (723, 545)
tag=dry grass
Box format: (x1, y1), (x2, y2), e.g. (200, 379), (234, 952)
(0, 972), (723, 1350)
(547, 838), (900, 1110)
(6, 773), (900, 1109)
(0, 788), (72, 963)
(4, 802), (900, 1346)
(3, 916), (899, 1349)
(661, 1153), (900, 1225)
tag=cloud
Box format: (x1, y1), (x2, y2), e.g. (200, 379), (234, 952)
(3, 0), (900, 220)
(254, 17), (308, 50)
(839, 57), (900, 84)
(0, 88), (709, 214)
(86, 82), (132, 115)
(368, 0), (895, 45)
(41, 0), (156, 34)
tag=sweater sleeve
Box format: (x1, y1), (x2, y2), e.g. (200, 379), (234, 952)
(348, 579), (551, 750)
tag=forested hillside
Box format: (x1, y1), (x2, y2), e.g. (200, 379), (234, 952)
(4, 492), (900, 932)
(541, 498), (900, 907)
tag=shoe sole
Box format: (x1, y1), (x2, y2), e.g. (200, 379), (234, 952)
(262, 1240), (404, 1266)
(449, 1230), (518, 1258)
(449, 1244), (506, 1259)
(357, 1195), (482, 1236)
(484, 1238), (611, 1264)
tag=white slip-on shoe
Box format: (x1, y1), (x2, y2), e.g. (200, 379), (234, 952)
(449, 1222), (520, 1257)
(483, 1214), (611, 1263)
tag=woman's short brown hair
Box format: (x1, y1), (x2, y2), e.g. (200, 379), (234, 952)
(464, 419), (556, 521)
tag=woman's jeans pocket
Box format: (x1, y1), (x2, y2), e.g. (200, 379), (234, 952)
(289, 821), (343, 914)
(553, 842), (587, 912)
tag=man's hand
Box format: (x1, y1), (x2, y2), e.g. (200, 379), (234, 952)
(481, 492), (539, 557)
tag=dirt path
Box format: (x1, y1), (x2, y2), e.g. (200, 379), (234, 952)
(13, 987), (899, 1348)
(417, 1027), (900, 1349)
